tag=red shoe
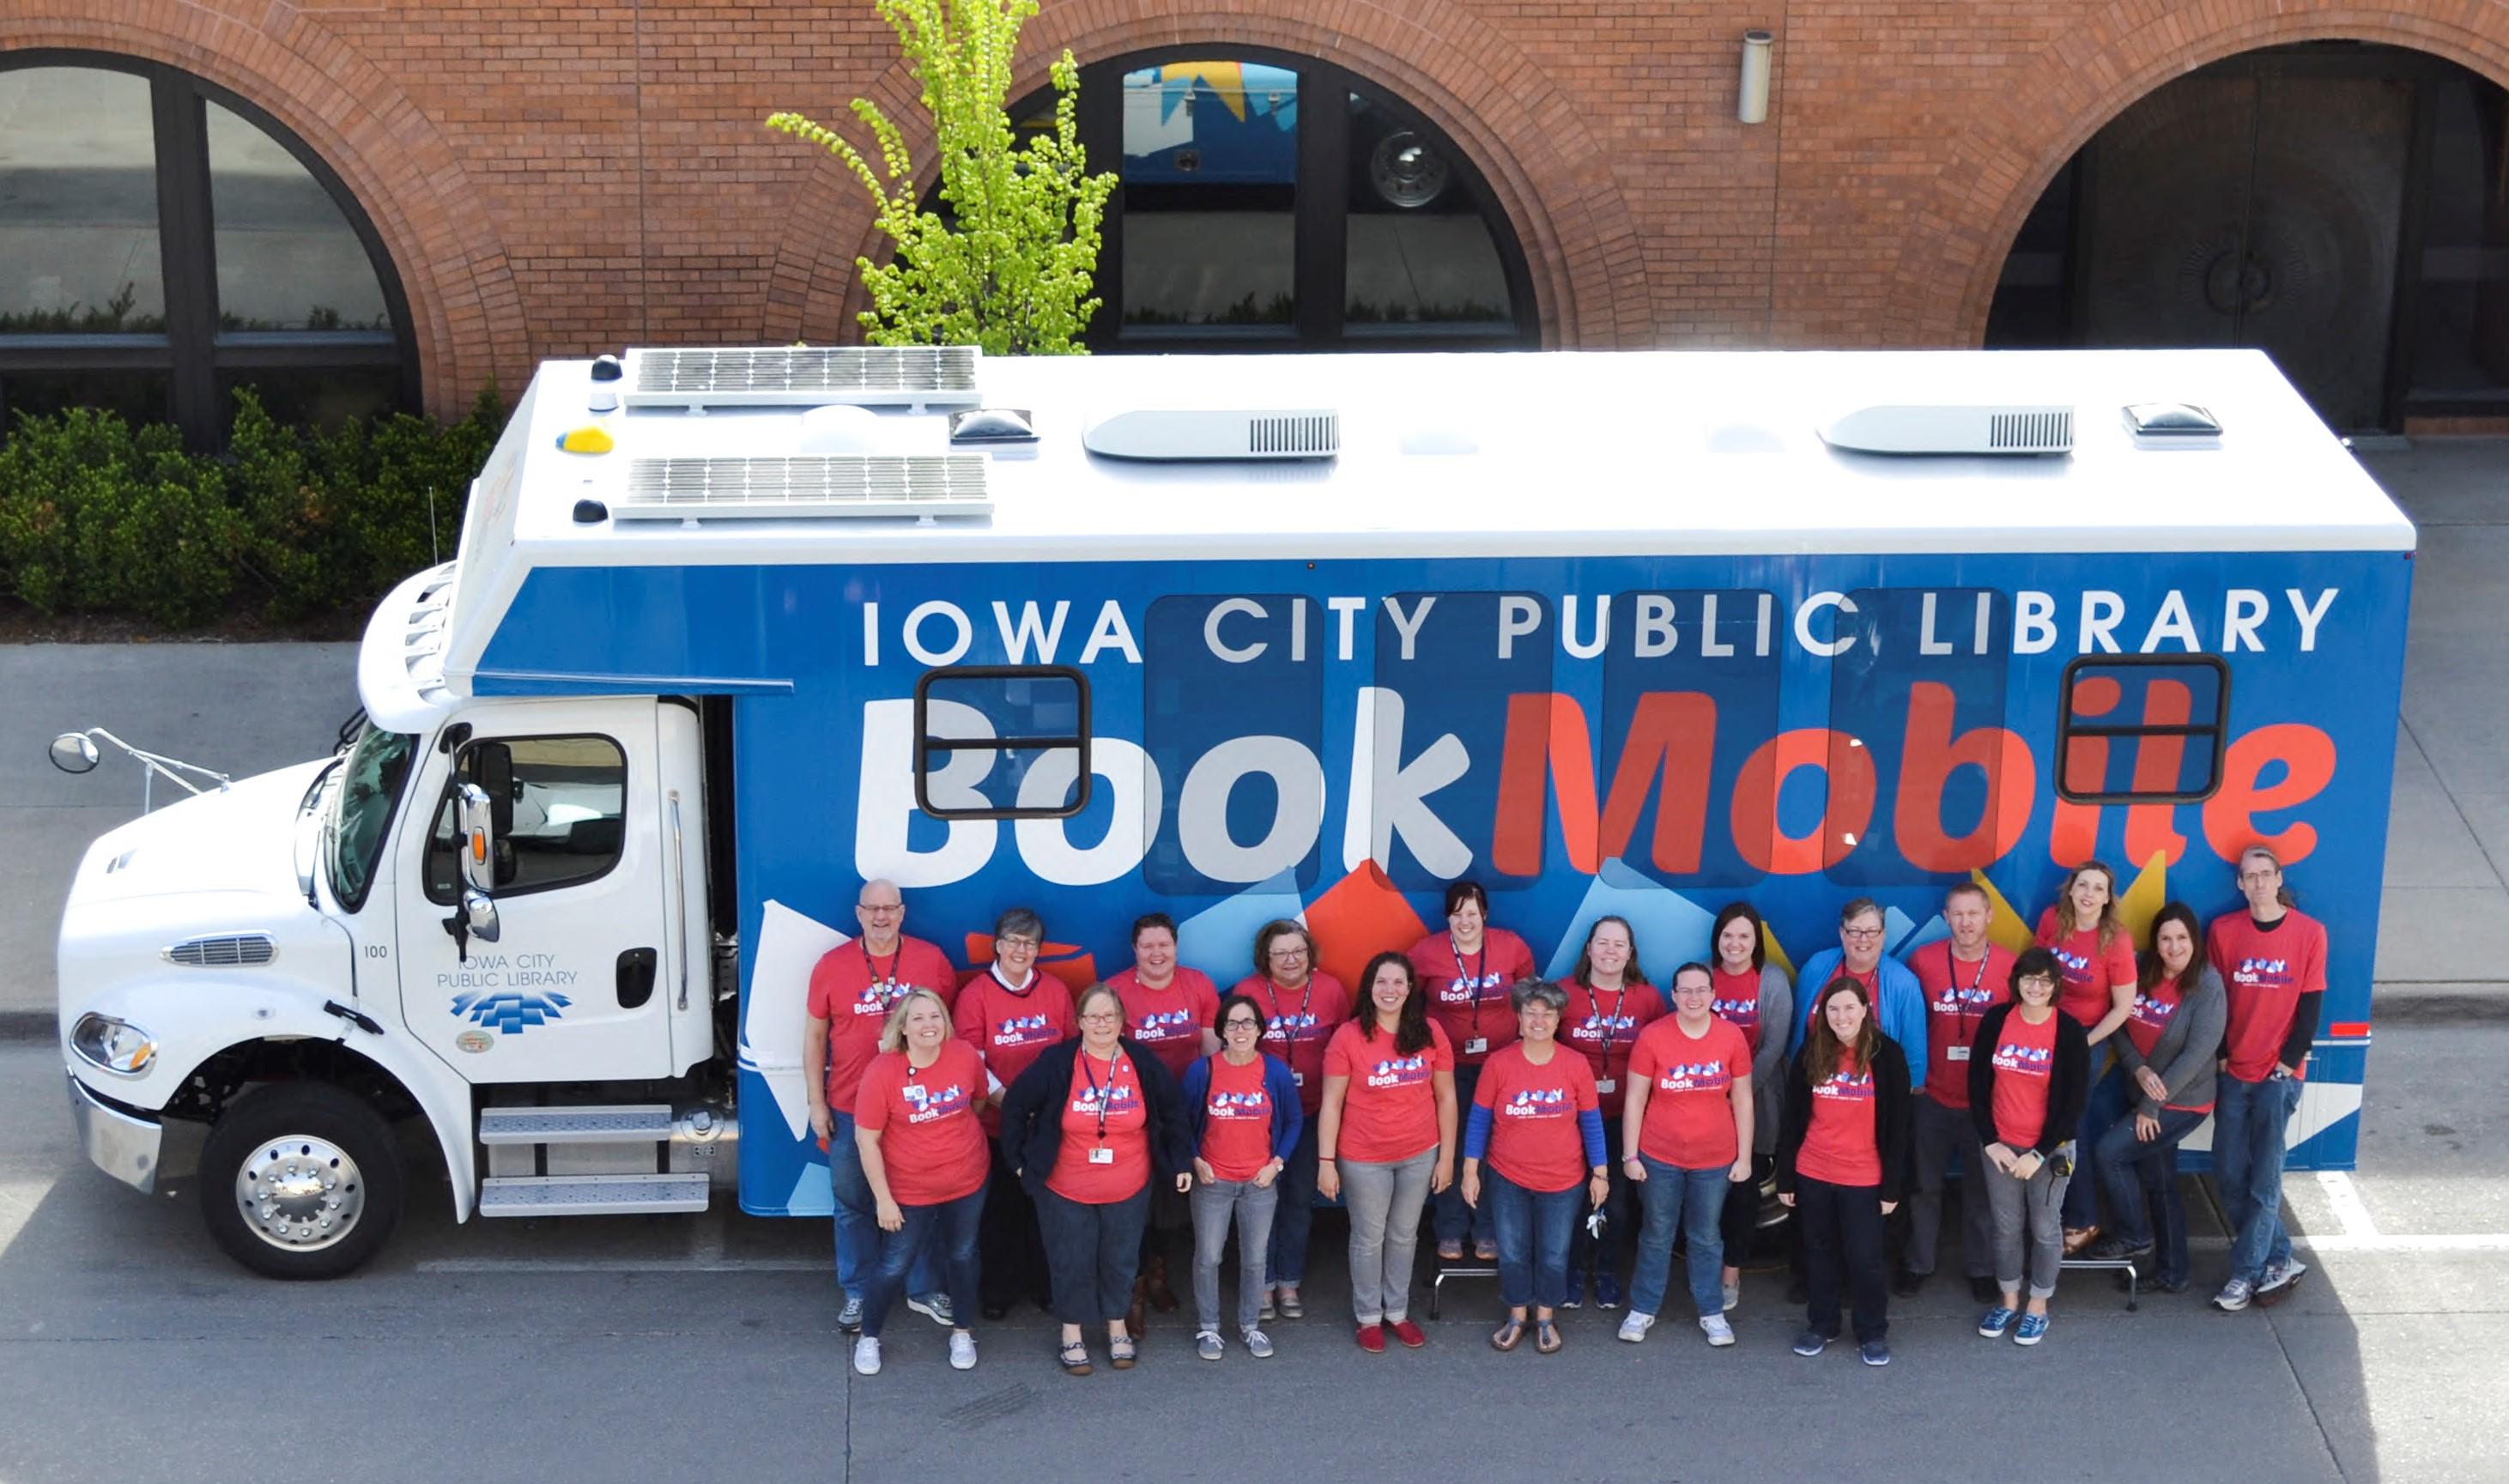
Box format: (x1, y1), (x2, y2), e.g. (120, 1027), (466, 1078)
(1355, 1323), (1386, 1354)
(1390, 1318), (1427, 1348)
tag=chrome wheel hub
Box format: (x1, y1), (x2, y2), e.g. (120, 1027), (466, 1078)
(233, 1136), (364, 1252)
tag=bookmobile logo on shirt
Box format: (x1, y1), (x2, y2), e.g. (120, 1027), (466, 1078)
(1439, 974), (1505, 1003)
(851, 986), (895, 1016)
(901, 1081), (972, 1123)
(1993, 1042), (2053, 1072)
(1266, 1013), (1320, 1039)
(2233, 957), (2290, 984)
(996, 1013), (1054, 1040)
(2052, 948), (2092, 978)
(1577, 1014), (1639, 1038)
(1711, 998), (1757, 1021)
(2132, 993), (2179, 1026)
(1503, 1087), (1567, 1117)
(1936, 985), (1997, 1009)
(1209, 1089), (1268, 1118)
(1138, 1009), (1197, 1037)
(1072, 1083), (1141, 1115)
(1658, 1059), (1730, 1092)
(1815, 1072), (1875, 1100)
(1367, 1053), (1429, 1087)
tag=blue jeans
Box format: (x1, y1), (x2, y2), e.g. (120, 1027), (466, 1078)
(828, 1111), (941, 1301)
(2212, 1074), (2300, 1286)
(1485, 1166), (1582, 1311)
(1632, 1154), (1731, 1320)
(2062, 1059), (2127, 1230)
(1267, 1115), (1320, 1287)
(858, 1186), (985, 1338)
(2094, 1106), (2206, 1287)
(1433, 1063), (1496, 1246)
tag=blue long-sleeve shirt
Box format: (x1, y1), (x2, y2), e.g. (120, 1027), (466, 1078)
(1788, 948), (1930, 1092)
(1179, 1051), (1304, 1164)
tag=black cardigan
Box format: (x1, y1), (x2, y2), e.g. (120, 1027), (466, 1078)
(1774, 1035), (1914, 1202)
(1964, 1002), (2092, 1159)
(997, 1035), (1195, 1200)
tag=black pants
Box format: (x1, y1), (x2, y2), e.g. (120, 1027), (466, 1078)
(1035, 1184), (1153, 1326)
(1720, 1152), (1773, 1267)
(978, 1137), (1048, 1311)
(1797, 1175), (1890, 1343)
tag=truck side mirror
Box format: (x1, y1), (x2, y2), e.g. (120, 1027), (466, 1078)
(455, 782), (499, 895)
(48, 732), (100, 774)
(460, 888), (502, 945)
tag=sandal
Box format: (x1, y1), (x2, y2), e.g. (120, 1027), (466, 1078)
(2063, 1226), (2101, 1257)
(1489, 1317), (1526, 1352)
(1535, 1320), (1563, 1354)
(1058, 1339), (1093, 1377)
(1108, 1335), (1137, 1370)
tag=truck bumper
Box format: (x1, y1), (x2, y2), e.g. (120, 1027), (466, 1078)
(67, 1069), (162, 1195)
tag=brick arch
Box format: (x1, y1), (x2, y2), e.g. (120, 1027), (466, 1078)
(1887, 2), (2509, 347)
(3, 5), (525, 415)
(761, 0), (1655, 349)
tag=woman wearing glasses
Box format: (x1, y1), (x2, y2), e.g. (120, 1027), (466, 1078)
(1179, 993), (1306, 1360)
(1231, 920), (1352, 1320)
(1969, 948), (2090, 1346)
(953, 907), (1074, 1320)
(999, 984), (1195, 1376)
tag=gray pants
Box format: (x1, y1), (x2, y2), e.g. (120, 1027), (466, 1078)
(1986, 1148), (2072, 1300)
(1190, 1177), (1279, 1334)
(1908, 1095), (1994, 1278)
(1341, 1148), (1437, 1324)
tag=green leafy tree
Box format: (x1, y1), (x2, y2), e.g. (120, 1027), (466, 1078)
(767, 0), (1115, 354)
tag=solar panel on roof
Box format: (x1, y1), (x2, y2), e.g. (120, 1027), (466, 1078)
(621, 346), (982, 410)
(611, 455), (993, 522)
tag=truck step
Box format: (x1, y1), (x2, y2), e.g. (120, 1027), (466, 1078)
(478, 1105), (674, 1145)
(478, 1173), (711, 1217)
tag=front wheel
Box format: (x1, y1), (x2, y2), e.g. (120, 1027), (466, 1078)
(201, 1084), (404, 1280)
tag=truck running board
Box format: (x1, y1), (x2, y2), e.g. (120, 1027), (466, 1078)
(478, 1172), (712, 1217)
(478, 1105), (675, 1144)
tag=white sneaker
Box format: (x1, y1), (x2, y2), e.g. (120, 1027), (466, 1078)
(948, 1330), (978, 1370)
(1721, 1278), (1741, 1312)
(1616, 1311), (1655, 1343)
(851, 1336), (881, 1376)
(1700, 1313), (1736, 1348)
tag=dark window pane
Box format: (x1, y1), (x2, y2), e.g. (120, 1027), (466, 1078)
(1119, 61), (1297, 333)
(219, 366), (403, 429)
(207, 100), (391, 332)
(0, 68), (166, 334)
(1, 369), (170, 427)
(2404, 74), (2509, 403)
(1343, 90), (1512, 333)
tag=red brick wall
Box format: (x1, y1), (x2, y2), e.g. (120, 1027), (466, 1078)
(10, 0), (2506, 416)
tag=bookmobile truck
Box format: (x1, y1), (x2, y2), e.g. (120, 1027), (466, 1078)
(52, 344), (2413, 1279)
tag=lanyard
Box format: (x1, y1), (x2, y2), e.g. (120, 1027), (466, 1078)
(1080, 1047), (1126, 1142)
(1266, 978), (1314, 1045)
(1943, 942), (1991, 1046)
(1587, 981), (1631, 1073)
(1452, 941), (1489, 1036)
(859, 939), (901, 999)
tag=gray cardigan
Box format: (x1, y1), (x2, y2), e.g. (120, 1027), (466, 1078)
(2110, 963), (2226, 1116)
(1748, 965), (1792, 1155)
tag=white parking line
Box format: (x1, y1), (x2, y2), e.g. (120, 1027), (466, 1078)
(2317, 1171), (2381, 1239)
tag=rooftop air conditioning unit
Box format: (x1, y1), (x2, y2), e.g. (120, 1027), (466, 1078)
(1083, 409), (1339, 461)
(1818, 404), (2074, 456)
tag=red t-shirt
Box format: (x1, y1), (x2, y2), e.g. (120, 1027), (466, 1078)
(1324, 1019), (1453, 1165)
(2124, 974), (2214, 1115)
(1109, 966), (1221, 1081)
(1987, 1009), (2061, 1149)
(1474, 1044), (1599, 1194)
(1710, 967), (1765, 1054)
(2207, 908), (2329, 1083)
(1910, 940), (2015, 1111)
(1045, 1047), (1151, 1203)
(1561, 979), (1667, 1119)
(1232, 972), (1353, 1113)
(953, 968), (1076, 1133)
(1409, 929), (1536, 1065)
(2034, 907), (2137, 1029)
(1803, 961), (1882, 1036)
(1197, 1053), (1277, 1183)
(1627, 1015), (1752, 1170)
(804, 935), (958, 1115)
(853, 1040), (991, 1206)
(1796, 1051), (1882, 1189)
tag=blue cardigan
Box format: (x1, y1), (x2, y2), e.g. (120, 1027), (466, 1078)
(1179, 1051), (1305, 1166)
(1788, 948), (1930, 1092)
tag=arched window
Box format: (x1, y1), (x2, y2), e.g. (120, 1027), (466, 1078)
(0, 51), (419, 444)
(1012, 49), (1537, 350)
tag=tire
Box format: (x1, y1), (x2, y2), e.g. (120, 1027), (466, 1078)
(201, 1084), (404, 1280)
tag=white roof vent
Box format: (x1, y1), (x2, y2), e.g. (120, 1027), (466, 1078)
(1819, 404), (2073, 456)
(1084, 409), (1339, 461)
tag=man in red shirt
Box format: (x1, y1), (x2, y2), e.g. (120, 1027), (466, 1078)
(1899, 882), (2015, 1303)
(2204, 846), (2327, 1313)
(802, 879), (959, 1331)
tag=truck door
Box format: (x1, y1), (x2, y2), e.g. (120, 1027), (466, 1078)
(394, 700), (676, 1081)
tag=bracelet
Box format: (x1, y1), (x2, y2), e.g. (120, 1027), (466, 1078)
(1318, 1154), (1336, 1163)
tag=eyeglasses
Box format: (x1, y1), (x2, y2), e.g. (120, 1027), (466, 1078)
(1223, 1018), (1264, 1032)
(858, 901), (903, 914)
(1078, 1010), (1122, 1025)
(997, 935), (1039, 950)
(2238, 869), (2280, 884)
(1267, 947), (1311, 960)
(2016, 977), (2058, 993)
(1842, 926), (1884, 940)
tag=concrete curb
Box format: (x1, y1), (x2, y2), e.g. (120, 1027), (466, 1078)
(1, 1010), (53, 1045)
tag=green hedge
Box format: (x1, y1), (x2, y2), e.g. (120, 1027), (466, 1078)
(0, 387), (505, 628)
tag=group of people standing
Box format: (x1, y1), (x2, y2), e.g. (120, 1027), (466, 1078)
(803, 846), (2326, 1376)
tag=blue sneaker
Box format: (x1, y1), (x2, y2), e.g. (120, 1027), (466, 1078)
(1977, 1305), (2016, 1339)
(2014, 1311), (2050, 1346)
(1791, 1329), (1830, 1357)
(1858, 1340), (1892, 1366)
(1561, 1270), (1586, 1310)
(1593, 1270), (1622, 1310)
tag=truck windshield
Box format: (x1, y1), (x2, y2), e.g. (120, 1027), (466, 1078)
(326, 723), (416, 911)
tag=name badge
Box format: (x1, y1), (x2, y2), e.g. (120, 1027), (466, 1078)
(1595, 1077), (1617, 1094)
(1088, 1147), (1116, 1166)
(1293, 1071), (1306, 1087)
(1464, 1038), (1488, 1055)
(1946, 1045), (1972, 1062)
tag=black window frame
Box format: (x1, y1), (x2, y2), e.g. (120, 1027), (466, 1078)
(2053, 653), (2233, 804)
(0, 49), (421, 447)
(912, 664), (1094, 821)
(421, 732), (631, 906)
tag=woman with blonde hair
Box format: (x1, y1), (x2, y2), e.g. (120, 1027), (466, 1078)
(2033, 861), (2139, 1251)
(850, 987), (994, 1376)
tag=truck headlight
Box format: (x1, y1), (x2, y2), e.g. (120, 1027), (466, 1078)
(70, 1014), (156, 1076)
